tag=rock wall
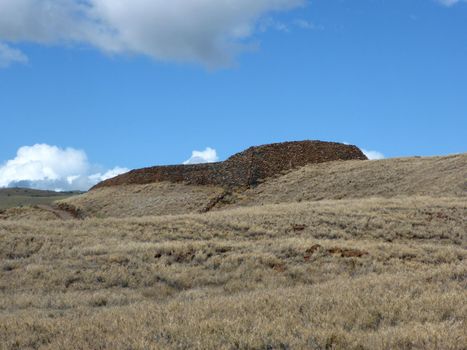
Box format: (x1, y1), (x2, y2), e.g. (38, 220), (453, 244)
(91, 141), (367, 190)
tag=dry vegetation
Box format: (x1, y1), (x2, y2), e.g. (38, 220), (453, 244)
(60, 154), (467, 218)
(62, 182), (225, 218)
(0, 207), (58, 221)
(1, 154), (466, 349)
(1, 194), (466, 349)
(234, 153), (467, 207)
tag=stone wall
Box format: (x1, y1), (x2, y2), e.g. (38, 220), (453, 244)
(91, 141), (367, 190)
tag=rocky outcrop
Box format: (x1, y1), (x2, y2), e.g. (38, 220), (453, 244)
(91, 140), (367, 190)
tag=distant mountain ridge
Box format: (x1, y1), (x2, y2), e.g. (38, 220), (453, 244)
(0, 188), (81, 210)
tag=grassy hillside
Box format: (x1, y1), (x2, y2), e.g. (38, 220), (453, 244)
(0, 206), (59, 221)
(0, 196), (465, 349)
(0, 188), (81, 210)
(61, 182), (224, 218)
(0, 154), (465, 349)
(235, 153), (466, 207)
(61, 154), (467, 218)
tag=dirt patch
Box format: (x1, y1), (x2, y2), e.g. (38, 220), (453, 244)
(304, 244), (323, 261)
(37, 204), (81, 220)
(304, 244), (369, 260)
(199, 191), (233, 213)
(292, 224), (307, 232)
(328, 247), (369, 258)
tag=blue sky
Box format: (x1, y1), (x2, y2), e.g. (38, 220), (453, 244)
(0, 0), (466, 190)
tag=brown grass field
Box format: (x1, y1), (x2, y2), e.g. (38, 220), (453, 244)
(61, 154), (466, 218)
(0, 154), (466, 349)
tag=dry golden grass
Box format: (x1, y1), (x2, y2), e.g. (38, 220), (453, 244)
(1, 196), (466, 349)
(59, 154), (467, 218)
(235, 153), (467, 207)
(62, 182), (224, 218)
(0, 207), (58, 221)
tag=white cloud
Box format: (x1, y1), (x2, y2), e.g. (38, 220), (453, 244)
(183, 147), (219, 165)
(0, 42), (28, 68)
(88, 167), (130, 183)
(0, 0), (304, 67)
(0, 144), (128, 191)
(362, 149), (385, 160)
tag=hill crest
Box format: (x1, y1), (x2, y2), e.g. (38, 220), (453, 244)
(92, 140), (367, 190)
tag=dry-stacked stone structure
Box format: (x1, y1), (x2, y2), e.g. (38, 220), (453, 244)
(92, 140), (367, 190)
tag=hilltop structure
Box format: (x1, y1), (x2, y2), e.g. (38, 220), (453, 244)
(91, 140), (367, 190)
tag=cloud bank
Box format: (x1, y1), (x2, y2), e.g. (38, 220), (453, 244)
(183, 147), (219, 165)
(0, 0), (304, 67)
(0, 144), (128, 191)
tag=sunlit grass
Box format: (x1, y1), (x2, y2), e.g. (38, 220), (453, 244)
(1, 195), (465, 349)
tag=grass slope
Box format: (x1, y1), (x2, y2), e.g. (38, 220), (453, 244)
(234, 153), (466, 207)
(0, 155), (466, 349)
(0, 196), (466, 349)
(61, 154), (467, 218)
(61, 182), (225, 218)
